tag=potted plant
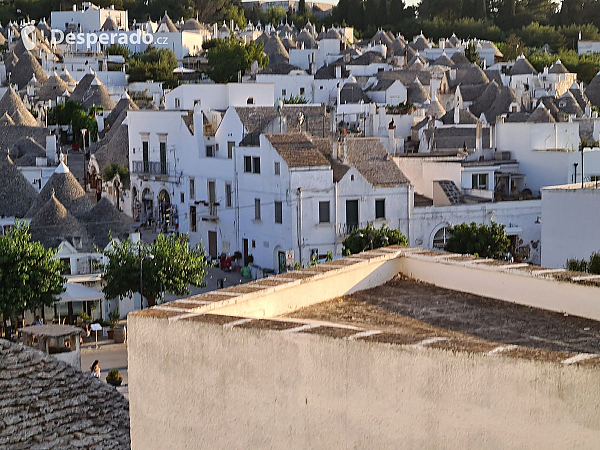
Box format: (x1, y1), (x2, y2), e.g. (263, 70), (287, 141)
(106, 369), (123, 386)
(107, 310), (119, 340)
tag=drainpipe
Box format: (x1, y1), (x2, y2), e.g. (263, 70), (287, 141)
(297, 187), (303, 266)
(406, 185), (412, 245)
(334, 182), (338, 251)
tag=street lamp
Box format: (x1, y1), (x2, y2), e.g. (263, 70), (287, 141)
(81, 128), (88, 190)
(139, 243), (154, 310)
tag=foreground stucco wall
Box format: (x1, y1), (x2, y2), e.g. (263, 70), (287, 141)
(128, 316), (600, 450)
(398, 255), (600, 321)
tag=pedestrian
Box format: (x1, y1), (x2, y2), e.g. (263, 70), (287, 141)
(32, 316), (43, 326)
(96, 183), (102, 202)
(90, 360), (100, 378)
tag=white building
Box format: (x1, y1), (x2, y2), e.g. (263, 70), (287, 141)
(541, 182), (600, 268)
(50, 2), (128, 33)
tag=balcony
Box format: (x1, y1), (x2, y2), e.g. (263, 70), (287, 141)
(131, 161), (172, 178)
(200, 202), (219, 221)
(336, 222), (371, 237)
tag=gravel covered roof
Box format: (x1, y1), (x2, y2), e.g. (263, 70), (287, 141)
(0, 338), (130, 448)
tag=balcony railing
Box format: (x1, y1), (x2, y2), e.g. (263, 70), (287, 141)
(336, 222), (371, 237)
(132, 160), (171, 176)
(201, 202), (218, 221)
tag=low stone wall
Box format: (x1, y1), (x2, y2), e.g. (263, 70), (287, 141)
(128, 315), (600, 450)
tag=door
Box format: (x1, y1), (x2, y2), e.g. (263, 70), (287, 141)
(208, 180), (216, 203)
(346, 200), (359, 233)
(278, 251), (286, 273)
(208, 231), (218, 260)
(142, 141), (149, 173)
(243, 238), (249, 264)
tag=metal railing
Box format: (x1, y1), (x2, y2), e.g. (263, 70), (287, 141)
(336, 222), (371, 237)
(132, 160), (170, 176)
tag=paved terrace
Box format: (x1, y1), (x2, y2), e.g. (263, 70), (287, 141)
(135, 246), (600, 368)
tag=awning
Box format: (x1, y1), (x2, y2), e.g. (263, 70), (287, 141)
(59, 282), (104, 304)
(505, 226), (523, 236)
(173, 66), (196, 74)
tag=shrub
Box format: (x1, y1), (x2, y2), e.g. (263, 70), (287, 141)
(106, 369), (122, 382)
(445, 222), (510, 260)
(342, 224), (407, 255)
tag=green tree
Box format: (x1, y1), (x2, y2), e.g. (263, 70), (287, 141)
(105, 44), (131, 61)
(377, 0), (388, 27)
(284, 94), (308, 104)
(342, 224), (407, 255)
(388, 0), (406, 24)
(497, 33), (527, 60)
(100, 233), (209, 308)
(298, 0), (306, 15)
(206, 36), (268, 83)
(47, 101), (99, 145)
(224, 4), (247, 29)
(465, 39), (480, 64)
(128, 47), (178, 84)
(0, 222), (66, 336)
(445, 222), (511, 259)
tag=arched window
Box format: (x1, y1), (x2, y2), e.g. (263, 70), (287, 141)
(433, 227), (451, 249)
(247, 97), (255, 105)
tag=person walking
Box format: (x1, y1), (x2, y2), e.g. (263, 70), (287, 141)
(90, 360), (101, 378)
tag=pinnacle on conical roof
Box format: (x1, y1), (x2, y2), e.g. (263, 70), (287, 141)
(159, 12), (178, 32)
(528, 102), (555, 123)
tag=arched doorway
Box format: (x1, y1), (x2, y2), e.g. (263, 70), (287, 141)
(432, 226), (451, 250)
(158, 190), (171, 232)
(141, 188), (154, 226)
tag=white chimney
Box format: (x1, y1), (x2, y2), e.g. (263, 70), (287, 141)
(336, 82), (341, 105)
(335, 65), (341, 79)
(439, 39), (445, 50)
(475, 121), (482, 153)
(46, 135), (57, 162)
(388, 119), (396, 155)
(341, 134), (348, 163)
(454, 107), (460, 124)
(332, 137), (338, 160)
(73, 4), (77, 11)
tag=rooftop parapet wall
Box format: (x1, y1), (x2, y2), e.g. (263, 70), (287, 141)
(128, 313), (600, 450)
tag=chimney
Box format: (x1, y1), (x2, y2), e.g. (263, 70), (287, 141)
(388, 119), (396, 155)
(193, 102), (203, 135)
(439, 39), (445, 50)
(230, 19), (234, 32)
(336, 82), (341, 105)
(73, 4), (77, 11)
(46, 135), (57, 162)
(341, 131), (348, 163)
(332, 137), (338, 160)
(489, 123), (494, 149)
(213, 23), (217, 39)
(335, 65), (341, 79)
(454, 107), (460, 124)
(475, 120), (482, 153)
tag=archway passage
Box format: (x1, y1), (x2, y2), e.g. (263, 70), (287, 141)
(158, 190), (172, 231)
(432, 226), (451, 250)
(141, 188), (154, 226)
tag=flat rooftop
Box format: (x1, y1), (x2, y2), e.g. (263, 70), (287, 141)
(132, 247), (600, 368)
(287, 276), (600, 366)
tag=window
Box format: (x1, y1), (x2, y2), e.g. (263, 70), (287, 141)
(180, 192), (185, 203)
(225, 183), (232, 207)
(190, 206), (197, 232)
(244, 156), (252, 172)
(159, 141), (167, 174)
(252, 157), (261, 174)
(254, 198), (261, 220)
(142, 140), (149, 173)
(274, 162), (280, 175)
(320, 86), (323, 90)
(252, 240), (256, 248)
(433, 227), (450, 249)
(282, 89), (287, 96)
(471, 173), (488, 190)
(227, 141), (235, 159)
(208, 180), (216, 204)
(206, 145), (215, 157)
(247, 97), (254, 105)
(591, 175), (600, 182)
(319, 201), (330, 223)
(189, 178), (195, 200)
(175, 98), (180, 109)
(300, 87), (305, 95)
(275, 201), (282, 224)
(375, 199), (385, 219)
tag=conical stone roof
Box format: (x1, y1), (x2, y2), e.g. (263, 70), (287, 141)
(263, 34), (289, 65)
(83, 197), (133, 248)
(0, 88), (37, 127)
(25, 161), (92, 218)
(9, 50), (48, 90)
(29, 194), (90, 250)
(37, 71), (72, 102)
(0, 154), (38, 217)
